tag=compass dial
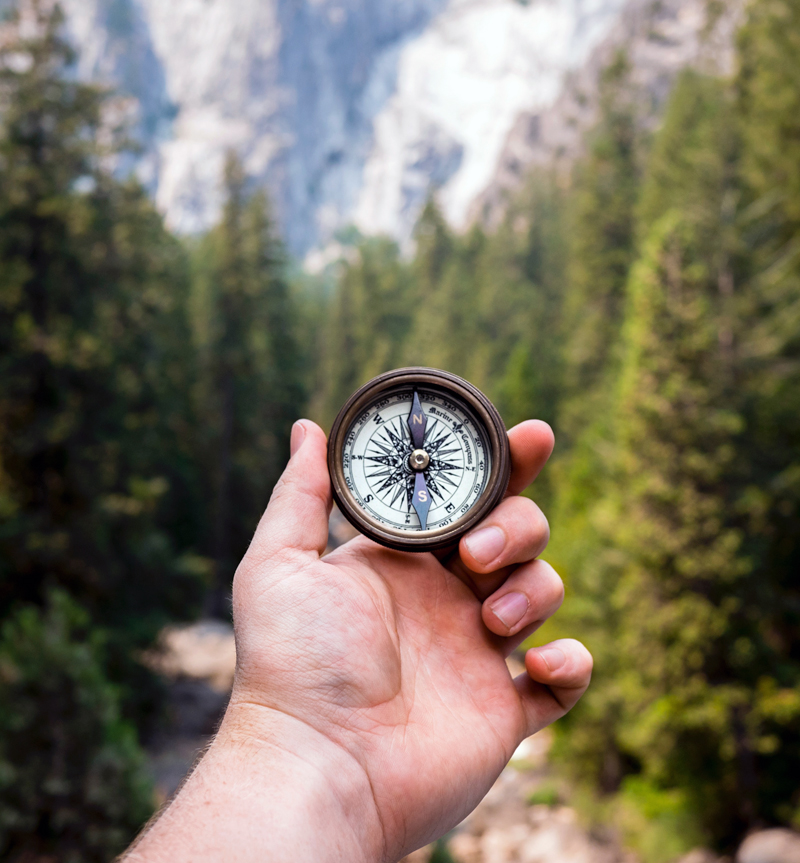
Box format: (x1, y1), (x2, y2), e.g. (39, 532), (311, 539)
(342, 390), (490, 533)
(328, 368), (511, 553)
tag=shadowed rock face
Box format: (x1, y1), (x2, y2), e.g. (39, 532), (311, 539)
(61, 0), (449, 254)
(57, 0), (736, 257)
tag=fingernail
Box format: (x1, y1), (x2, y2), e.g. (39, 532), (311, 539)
(535, 647), (566, 671)
(464, 526), (505, 565)
(490, 592), (528, 630)
(290, 421), (307, 457)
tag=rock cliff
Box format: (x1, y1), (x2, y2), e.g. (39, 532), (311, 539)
(55, 0), (739, 257)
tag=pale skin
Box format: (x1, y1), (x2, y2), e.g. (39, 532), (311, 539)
(123, 419), (593, 863)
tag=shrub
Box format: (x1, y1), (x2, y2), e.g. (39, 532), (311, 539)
(0, 591), (154, 862)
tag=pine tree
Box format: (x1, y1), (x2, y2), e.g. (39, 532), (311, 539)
(412, 197), (454, 303)
(0, 0), (203, 645)
(610, 211), (748, 843)
(489, 170), (567, 435)
(735, 0), (800, 609)
(0, 3), (203, 853)
(315, 235), (412, 423)
(404, 223), (485, 379)
(544, 53), (644, 633)
(560, 51), (641, 437)
(553, 64), (800, 851)
(192, 154), (305, 613)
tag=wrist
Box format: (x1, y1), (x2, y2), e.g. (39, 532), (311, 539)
(124, 701), (385, 863)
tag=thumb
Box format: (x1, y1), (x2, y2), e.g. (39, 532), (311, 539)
(249, 420), (332, 560)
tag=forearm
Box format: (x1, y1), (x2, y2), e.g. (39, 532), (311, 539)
(124, 703), (384, 863)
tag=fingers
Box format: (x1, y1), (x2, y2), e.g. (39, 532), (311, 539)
(448, 495), (549, 599)
(248, 420), (332, 560)
(481, 559), (563, 642)
(514, 638), (594, 736)
(460, 497), (549, 575)
(506, 420), (554, 498)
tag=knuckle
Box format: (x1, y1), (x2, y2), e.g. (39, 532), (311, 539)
(514, 497), (549, 546)
(538, 561), (564, 606)
(561, 638), (594, 676)
(533, 508), (550, 545)
(512, 495), (540, 521)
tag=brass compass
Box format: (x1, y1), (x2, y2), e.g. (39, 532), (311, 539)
(327, 368), (511, 552)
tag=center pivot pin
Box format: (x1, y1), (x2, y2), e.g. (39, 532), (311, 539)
(409, 449), (430, 471)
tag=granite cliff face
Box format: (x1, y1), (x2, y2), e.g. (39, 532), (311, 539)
(472, 0), (743, 227)
(57, 0), (738, 257)
(63, 0), (448, 254)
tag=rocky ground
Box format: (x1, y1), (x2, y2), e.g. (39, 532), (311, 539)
(143, 510), (800, 863)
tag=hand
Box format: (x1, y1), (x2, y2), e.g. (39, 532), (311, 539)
(125, 419), (592, 863)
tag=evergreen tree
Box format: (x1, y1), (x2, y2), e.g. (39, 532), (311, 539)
(192, 154), (305, 613)
(0, 0), (203, 648)
(543, 54), (645, 639)
(411, 197), (454, 303)
(315, 235), (412, 424)
(489, 170), (567, 434)
(560, 52), (641, 439)
(404, 222), (485, 379)
(607, 211), (749, 847)
(553, 64), (800, 853)
(0, 4), (204, 852)
(735, 0), (800, 623)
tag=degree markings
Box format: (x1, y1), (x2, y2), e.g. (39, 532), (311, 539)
(344, 391), (490, 531)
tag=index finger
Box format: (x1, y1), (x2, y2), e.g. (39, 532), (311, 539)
(505, 420), (554, 498)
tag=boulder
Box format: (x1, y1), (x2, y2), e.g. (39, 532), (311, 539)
(737, 829), (800, 863)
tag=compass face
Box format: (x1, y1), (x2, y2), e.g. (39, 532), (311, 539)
(342, 390), (491, 533)
(328, 368), (510, 552)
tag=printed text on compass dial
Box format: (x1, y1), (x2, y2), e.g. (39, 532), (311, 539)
(342, 390), (491, 532)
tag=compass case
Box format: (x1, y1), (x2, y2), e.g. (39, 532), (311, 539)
(327, 367), (511, 552)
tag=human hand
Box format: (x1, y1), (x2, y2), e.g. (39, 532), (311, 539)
(126, 419), (592, 863)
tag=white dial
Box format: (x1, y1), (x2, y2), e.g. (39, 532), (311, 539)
(341, 389), (491, 532)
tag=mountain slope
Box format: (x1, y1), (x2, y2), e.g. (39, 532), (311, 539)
(57, 0), (739, 256)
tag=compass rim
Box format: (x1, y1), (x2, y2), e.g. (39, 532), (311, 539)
(327, 367), (511, 553)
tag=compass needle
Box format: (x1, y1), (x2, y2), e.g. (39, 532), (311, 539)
(408, 391), (427, 450)
(411, 472), (432, 529)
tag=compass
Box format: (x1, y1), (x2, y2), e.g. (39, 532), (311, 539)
(327, 368), (511, 552)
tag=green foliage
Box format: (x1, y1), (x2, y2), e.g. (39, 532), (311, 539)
(551, 56), (800, 852)
(428, 837), (456, 863)
(191, 154), (305, 610)
(735, 0), (800, 611)
(526, 784), (560, 807)
(313, 179), (567, 445)
(0, 590), (153, 861)
(737, 0), (800, 238)
(637, 71), (738, 246)
(541, 52), (643, 569)
(602, 212), (750, 841)
(559, 52), (641, 439)
(0, 0), (205, 647)
(0, 0), (798, 857)
(313, 5), (800, 853)
(615, 777), (704, 863)
(0, 3), (303, 852)
(314, 234), (413, 424)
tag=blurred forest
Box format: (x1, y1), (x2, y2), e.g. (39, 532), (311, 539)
(0, 0), (798, 861)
